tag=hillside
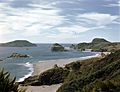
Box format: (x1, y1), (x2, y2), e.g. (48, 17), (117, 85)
(71, 38), (120, 52)
(57, 50), (120, 92)
(91, 38), (110, 44)
(0, 40), (37, 47)
(20, 50), (120, 92)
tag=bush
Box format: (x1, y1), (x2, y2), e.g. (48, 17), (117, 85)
(38, 67), (69, 85)
(0, 69), (25, 92)
(65, 61), (81, 71)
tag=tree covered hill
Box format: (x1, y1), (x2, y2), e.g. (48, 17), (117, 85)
(70, 38), (120, 52)
(0, 40), (37, 47)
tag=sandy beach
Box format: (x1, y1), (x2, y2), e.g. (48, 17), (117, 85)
(26, 54), (100, 92)
(26, 84), (61, 92)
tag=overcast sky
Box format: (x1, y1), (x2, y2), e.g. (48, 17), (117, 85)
(0, 0), (120, 43)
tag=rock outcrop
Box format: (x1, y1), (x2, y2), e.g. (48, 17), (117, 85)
(51, 43), (65, 52)
(8, 53), (30, 58)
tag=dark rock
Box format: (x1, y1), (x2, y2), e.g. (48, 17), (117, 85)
(19, 75), (39, 86)
(51, 43), (65, 52)
(20, 67), (69, 86)
(8, 53), (30, 58)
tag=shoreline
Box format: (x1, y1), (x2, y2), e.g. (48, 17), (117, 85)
(18, 53), (100, 82)
(17, 62), (34, 82)
(32, 53), (100, 76)
(33, 51), (111, 76)
(25, 53), (101, 92)
(18, 51), (111, 82)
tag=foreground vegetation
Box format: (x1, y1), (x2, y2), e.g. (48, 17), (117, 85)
(0, 69), (25, 92)
(20, 49), (120, 92)
(57, 50), (120, 92)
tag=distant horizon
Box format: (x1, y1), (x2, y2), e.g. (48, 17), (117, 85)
(0, 37), (120, 44)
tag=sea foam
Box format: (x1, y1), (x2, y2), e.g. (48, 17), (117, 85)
(17, 62), (33, 82)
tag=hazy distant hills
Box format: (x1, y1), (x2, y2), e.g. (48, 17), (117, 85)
(0, 40), (37, 47)
(0, 38), (120, 51)
(71, 38), (120, 52)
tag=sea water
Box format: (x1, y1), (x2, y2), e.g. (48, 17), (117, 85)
(0, 44), (97, 81)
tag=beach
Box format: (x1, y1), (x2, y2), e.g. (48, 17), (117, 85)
(32, 54), (100, 76)
(26, 54), (100, 92)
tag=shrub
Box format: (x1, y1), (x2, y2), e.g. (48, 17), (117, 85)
(65, 61), (81, 71)
(57, 50), (120, 92)
(0, 69), (25, 92)
(38, 67), (69, 85)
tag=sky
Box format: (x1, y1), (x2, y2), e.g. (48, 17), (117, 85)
(0, 0), (120, 43)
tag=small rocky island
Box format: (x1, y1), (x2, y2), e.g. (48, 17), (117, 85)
(8, 53), (30, 58)
(0, 40), (37, 47)
(51, 43), (66, 52)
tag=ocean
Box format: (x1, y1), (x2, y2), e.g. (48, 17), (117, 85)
(0, 44), (97, 81)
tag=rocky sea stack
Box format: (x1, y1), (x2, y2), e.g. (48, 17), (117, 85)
(51, 43), (65, 52)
